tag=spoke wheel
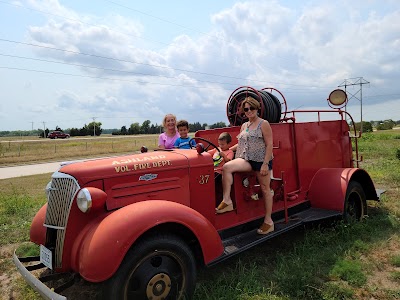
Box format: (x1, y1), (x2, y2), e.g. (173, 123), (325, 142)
(103, 234), (196, 300)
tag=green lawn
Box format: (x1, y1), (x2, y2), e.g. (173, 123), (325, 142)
(1, 130), (399, 299)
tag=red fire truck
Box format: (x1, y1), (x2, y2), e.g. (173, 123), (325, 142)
(14, 87), (380, 300)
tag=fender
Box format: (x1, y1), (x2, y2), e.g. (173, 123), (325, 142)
(308, 168), (378, 211)
(70, 200), (224, 283)
(30, 204), (47, 246)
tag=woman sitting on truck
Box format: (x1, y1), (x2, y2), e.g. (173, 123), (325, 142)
(216, 97), (274, 235)
(158, 113), (180, 149)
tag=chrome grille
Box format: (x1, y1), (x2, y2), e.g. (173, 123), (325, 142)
(44, 172), (80, 268)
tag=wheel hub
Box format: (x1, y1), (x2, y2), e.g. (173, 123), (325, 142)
(146, 273), (171, 299)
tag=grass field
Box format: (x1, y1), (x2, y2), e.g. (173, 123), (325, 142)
(0, 130), (399, 299)
(0, 134), (161, 166)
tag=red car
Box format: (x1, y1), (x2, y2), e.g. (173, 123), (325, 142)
(47, 131), (70, 139)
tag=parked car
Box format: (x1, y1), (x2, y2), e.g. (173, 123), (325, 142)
(47, 131), (70, 139)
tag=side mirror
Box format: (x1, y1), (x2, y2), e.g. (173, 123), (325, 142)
(196, 143), (205, 154)
(140, 146), (148, 153)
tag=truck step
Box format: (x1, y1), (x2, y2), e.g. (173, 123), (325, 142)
(210, 208), (341, 265)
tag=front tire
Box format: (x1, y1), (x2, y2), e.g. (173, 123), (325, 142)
(102, 234), (197, 300)
(344, 181), (366, 223)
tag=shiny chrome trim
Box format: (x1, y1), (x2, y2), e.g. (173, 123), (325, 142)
(43, 224), (65, 230)
(44, 171), (80, 268)
(13, 251), (67, 300)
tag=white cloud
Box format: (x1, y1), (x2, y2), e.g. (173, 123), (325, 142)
(1, 0), (399, 131)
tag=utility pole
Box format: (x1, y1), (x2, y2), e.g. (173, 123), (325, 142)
(338, 77), (369, 133)
(30, 122), (34, 131)
(92, 117), (97, 136)
(42, 121), (46, 138)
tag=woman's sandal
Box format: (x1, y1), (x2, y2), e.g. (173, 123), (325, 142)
(257, 223), (274, 235)
(215, 201), (233, 214)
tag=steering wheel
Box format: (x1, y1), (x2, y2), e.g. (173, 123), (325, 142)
(188, 137), (221, 162)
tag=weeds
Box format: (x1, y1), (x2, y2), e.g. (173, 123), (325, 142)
(1, 130), (399, 299)
(390, 254), (400, 267)
(0, 175), (48, 246)
(329, 259), (366, 287)
(194, 130), (400, 300)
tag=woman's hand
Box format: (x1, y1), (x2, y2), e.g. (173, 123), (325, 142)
(260, 164), (268, 176)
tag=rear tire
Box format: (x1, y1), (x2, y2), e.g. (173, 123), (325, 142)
(344, 181), (366, 223)
(102, 234), (197, 300)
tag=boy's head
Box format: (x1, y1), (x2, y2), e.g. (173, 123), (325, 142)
(176, 120), (189, 138)
(218, 132), (232, 150)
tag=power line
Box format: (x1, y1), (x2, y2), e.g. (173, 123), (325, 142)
(0, 0), (173, 49)
(0, 0), (314, 76)
(92, 117), (97, 136)
(104, 0), (209, 36)
(0, 53), (243, 87)
(103, 0), (307, 67)
(338, 77), (370, 132)
(1, 0), (297, 65)
(0, 39), (334, 90)
(0, 66), (234, 90)
(0, 38), (251, 81)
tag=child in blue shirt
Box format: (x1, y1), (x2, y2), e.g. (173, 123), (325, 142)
(174, 120), (196, 149)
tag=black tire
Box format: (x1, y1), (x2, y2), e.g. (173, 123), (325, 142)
(102, 234), (197, 300)
(343, 181), (366, 223)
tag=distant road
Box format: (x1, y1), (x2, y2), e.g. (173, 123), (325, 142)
(0, 155), (125, 179)
(0, 161), (63, 179)
(0, 134), (157, 143)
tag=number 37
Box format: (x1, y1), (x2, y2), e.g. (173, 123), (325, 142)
(198, 175), (210, 185)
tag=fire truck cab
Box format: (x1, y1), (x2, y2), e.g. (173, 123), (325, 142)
(14, 87), (380, 300)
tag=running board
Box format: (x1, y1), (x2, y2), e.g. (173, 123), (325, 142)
(209, 208), (341, 266)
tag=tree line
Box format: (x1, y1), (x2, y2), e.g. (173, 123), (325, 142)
(0, 120), (228, 137)
(111, 121), (227, 135)
(0, 119), (398, 137)
(352, 120), (398, 132)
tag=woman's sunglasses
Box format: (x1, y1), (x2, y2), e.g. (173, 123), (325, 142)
(243, 107), (256, 112)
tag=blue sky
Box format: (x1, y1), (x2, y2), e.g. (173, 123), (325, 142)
(0, 0), (399, 131)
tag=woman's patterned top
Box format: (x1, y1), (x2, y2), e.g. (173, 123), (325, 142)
(236, 120), (266, 162)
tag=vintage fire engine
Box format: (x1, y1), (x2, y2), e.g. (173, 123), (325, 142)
(14, 87), (380, 300)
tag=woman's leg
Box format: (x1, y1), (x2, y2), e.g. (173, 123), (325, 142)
(221, 158), (252, 205)
(256, 170), (273, 225)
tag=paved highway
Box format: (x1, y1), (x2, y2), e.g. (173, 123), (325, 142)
(0, 161), (64, 179)
(0, 155), (120, 179)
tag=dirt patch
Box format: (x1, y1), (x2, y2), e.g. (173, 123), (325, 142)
(0, 244), (22, 300)
(0, 242), (100, 300)
(359, 235), (400, 298)
(0, 244), (18, 259)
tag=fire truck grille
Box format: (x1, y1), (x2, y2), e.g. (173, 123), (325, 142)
(44, 174), (80, 268)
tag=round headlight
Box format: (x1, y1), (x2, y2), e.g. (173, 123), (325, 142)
(77, 188), (92, 213)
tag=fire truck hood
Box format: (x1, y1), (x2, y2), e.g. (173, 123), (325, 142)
(57, 150), (198, 184)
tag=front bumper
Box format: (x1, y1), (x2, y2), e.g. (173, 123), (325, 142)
(13, 251), (70, 300)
